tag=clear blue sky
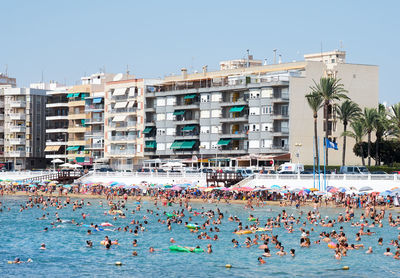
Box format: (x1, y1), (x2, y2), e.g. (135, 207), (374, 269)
(1, 0), (399, 104)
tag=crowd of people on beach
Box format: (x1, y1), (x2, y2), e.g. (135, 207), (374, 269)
(2, 185), (400, 267)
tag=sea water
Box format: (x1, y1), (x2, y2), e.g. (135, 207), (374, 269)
(0, 196), (399, 278)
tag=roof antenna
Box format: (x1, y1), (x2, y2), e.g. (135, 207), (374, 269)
(41, 70), (44, 83)
(126, 65), (130, 76)
(273, 49), (277, 64)
(246, 49), (250, 67)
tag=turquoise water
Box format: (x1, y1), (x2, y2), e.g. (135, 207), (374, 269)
(0, 196), (399, 278)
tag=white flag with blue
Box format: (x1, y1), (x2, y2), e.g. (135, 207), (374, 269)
(324, 138), (338, 150)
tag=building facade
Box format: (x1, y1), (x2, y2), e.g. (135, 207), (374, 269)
(3, 87), (47, 170)
(142, 50), (378, 166)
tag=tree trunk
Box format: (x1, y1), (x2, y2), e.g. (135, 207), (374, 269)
(360, 143), (365, 166)
(324, 101), (329, 166)
(375, 133), (380, 166)
(342, 123), (347, 166)
(367, 131), (371, 166)
(314, 116), (319, 170)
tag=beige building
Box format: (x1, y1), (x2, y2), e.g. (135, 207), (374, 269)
(104, 78), (145, 170)
(289, 51), (379, 165)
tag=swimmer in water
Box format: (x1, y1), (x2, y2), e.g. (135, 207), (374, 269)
(366, 246), (373, 254)
(258, 257), (266, 264)
(40, 243), (46, 250)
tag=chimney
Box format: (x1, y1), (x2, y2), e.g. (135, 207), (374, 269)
(181, 68), (187, 79)
(278, 55), (282, 64)
(202, 65), (208, 75)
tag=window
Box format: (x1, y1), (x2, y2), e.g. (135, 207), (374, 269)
(249, 140), (260, 148)
(166, 128), (175, 136)
(157, 143), (165, 151)
(250, 124), (260, 132)
(262, 105), (273, 114)
(250, 90), (260, 99)
(156, 113), (165, 121)
(211, 92), (221, 102)
(200, 110), (210, 118)
(166, 96), (176, 106)
(281, 87), (289, 99)
(201, 126), (210, 134)
(201, 94), (210, 102)
(281, 105), (288, 116)
(211, 141), (218, 149)
(211, 109), (221, 118)
(261, 123), (273, 131)
(249, 107), (260, 115)
(157, 129), (165, 135)
(211, 126), (219, 134)
(156, 97), (165, 107)
(261, 88), (273, 98)
(261, 139), (272, 148)
(281, 121), (289, 132)
(166, 113), (173, 121)
(201, 142), (210, 149)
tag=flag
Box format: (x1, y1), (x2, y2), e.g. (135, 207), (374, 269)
(324, 138), (338, 150)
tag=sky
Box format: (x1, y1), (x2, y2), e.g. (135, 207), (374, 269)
(1, 0), (399, 104)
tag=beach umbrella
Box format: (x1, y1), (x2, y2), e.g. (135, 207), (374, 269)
(380, 191), (391, 197)
(270, 185), (281, 189)
(328, 187), (338, 193)
(59, 163), (74, 168)
(71, 164), (83, 169)
(28, 184), (37, 188)
(309, 188), (319, 192)
(238, 187), (253, 192)
(51, 158), (64, 163)
(338, 187), (347, 193)
(171, 186), (182, 191)
(359, 186), (373, 192)
(303, 189), (311, 193)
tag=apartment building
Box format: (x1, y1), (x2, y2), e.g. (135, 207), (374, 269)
(44, 86), (69, 162)
(3, 87), (47, 170)
(104, 77), (157, 170)
(144, 50), (378, 166)
(67, 85), (91, 165)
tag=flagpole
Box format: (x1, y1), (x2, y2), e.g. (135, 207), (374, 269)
(317, 136), (321, 191)
(323, 138), (327, 192)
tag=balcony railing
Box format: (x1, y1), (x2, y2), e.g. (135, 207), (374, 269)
(10, 101), (26, 108)
(8, 151), (26, 157)
(9, 138), (26, 145)
(9, 126), (25, 132)
(109, 108), (137, 114)
(110, 136), (137, 141)
(109, 149), (136, 155)
(108, 121), (137, 129)
(9, 113), (26, 120)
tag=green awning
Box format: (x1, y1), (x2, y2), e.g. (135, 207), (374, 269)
(173, 110), (185, 116)
(143, 127), (153, 134)
(145, 141), (156, 148)
(73, 93), (80, 97)
(182, 125), (196, 131)
(75, 157), (85, 163)
(67, 146), (81, 151)
(217, 139), (231, 146)
(229, 106), (245, 113)
(181, 140), (196, 149)
(66, 93), (74, 98)
(184, 94), (196, 99)
(170, 141), (183, 149)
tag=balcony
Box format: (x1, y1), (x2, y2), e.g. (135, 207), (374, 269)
(68, 113), (88, 120)
(8, 151), (26, 157)
(68, 127), (86, 133)
(46, 115), (69, 121)
(85, 104), (104, 112)
(220, 115), (248, 123)
(271, 97), (289, 103)
(273, 128), (289, 137)
(10, 126), (25, 132)
(174, 102), (200, 110)
(144, 107), (156, 112)
(85, 131), (104, 137)
(110, 136), (137, 142)
(9, 138), (25, 145)
(220, 131), (248, 138)
(46, 103), (69, 108)
(68, 140), (86, 146)
(10, 101), (26, 108)
(0, 139), (4, 144)
(85, 143), (104, 150)
(108, 149), (136, 156)
(68, 100), (85, 107)
(108, 108), (137, 114)
(10, 113), (26, 120)
(272, 114), (289, 120)
(86, 117), (104, 125)
(0, 114), (4, 121)
(0, 101), (4, 108)
(108, 121), (137, 130)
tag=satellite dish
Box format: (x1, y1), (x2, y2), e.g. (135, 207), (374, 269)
(113, 73), (123, 81)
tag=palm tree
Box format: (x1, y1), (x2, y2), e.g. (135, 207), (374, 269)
(310, 77), (348, 165)
(390, 102), (400, 139)
(337, 100), (361, 166)
(306, 92), (323, 168)
(362, 107), (378, 166)
(342, 120), (366, 166)
(374, 104), (388, 165)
